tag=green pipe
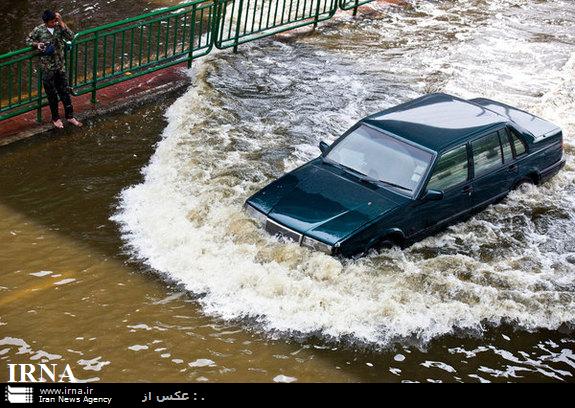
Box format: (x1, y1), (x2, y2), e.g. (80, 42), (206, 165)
(17, 61), (22, 104)
(103, 34), (108, 77)
(173, 14), (179, 55)
(0, 53), (35, 68)
(91, 32), (99, 104)
(130, 28), (135, 69)
(74, 41), (79, 86)
(27, 59), (33, 103)
(188, 5), (197, 68)
(8, 64), (12, 105)
(121, 30), (126, 71)
(83, 42), (88, 84)
(233, 0), (245, 53)
(155, 20), (161, 61)
(198, 8), (205, 47)
(139, 25), (144, 67)
(165, 16), (171, 58)
(226, 0), (235, 40)
(0, 47), (34, 60)
(181, 13), (188, 53)
(243, 0), (251, 35)
(147, 23), (153, 63)
(36, 68), (42, 123)
(0, 67), (3, 110)
(266, 0), (273, 28)
(111, 33), (117, 75)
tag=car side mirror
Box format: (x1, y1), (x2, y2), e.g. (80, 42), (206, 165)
(319, 141), (329, 155)
(421, 189), (444, 202)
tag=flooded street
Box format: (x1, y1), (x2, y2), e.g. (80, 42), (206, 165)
(1, 0), (575, 382)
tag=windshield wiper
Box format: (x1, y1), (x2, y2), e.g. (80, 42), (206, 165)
(323, 158), (369, 179)
(377, 180), (412, 192)
(358, 175), (411, 192)
(323, 158), (412, 192)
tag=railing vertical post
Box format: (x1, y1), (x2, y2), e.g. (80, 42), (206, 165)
(314, 0), (322, 29)
(188, 5), (197, 68)
(212, 1), (221, 51)
(66, 42), (74, 93)
(17, 61), (22, 105)
(233, 0), (245, 53)
(36, 67), (43, 123)
(353, 0), (359, 17)
(91, 32), (99, 104)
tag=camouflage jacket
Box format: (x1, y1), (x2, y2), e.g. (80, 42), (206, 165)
(26, 24), (74, 72)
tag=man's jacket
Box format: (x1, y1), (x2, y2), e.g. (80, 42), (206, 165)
(26, 24), (74, 72)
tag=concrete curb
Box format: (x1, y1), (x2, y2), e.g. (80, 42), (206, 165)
(0, 64), (191, 147)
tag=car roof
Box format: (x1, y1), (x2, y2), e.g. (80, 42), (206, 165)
(362, 93), (508, 152)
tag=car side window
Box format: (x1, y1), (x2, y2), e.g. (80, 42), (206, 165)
(472, 132), (503, 177)
(427, 145), (468, 191)
(510, 130), (526, 156)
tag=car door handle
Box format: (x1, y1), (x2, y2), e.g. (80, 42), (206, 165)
(508, 164), (518, 173)
(462, 185), (473, 196)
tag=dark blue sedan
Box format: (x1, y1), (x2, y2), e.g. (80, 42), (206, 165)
(245, 93), (565, 257)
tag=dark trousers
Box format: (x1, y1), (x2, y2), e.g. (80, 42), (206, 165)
(42, 69), (73, 121)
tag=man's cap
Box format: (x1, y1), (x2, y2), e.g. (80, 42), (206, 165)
(42, 10), (57, 23)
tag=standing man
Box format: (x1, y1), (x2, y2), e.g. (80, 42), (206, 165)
(26, 10), (82, 128)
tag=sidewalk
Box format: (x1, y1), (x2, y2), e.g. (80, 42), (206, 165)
(0, 64), (190, 146)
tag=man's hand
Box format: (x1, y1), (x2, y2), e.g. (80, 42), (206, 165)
(55, 12), (68, 29)
(35, 42), (45, 50)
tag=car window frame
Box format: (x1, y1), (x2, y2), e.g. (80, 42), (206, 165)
(323, 122), (437, 199)
(498, 127), (514, 164)
(469, 128), (507, 179)
(423, 143), (471, 193)
(508, 127), (528, 158)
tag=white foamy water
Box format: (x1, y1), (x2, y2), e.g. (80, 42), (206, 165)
(112, 0), (575, 346)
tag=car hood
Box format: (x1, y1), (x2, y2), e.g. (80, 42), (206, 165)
(255, 162), (401, 244)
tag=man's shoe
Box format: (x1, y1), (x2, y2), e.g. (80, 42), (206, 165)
(52, 119), (64, 129)
(68, 118), (83, 127)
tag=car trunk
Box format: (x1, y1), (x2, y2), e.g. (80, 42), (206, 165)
(470, 97), (562, 141)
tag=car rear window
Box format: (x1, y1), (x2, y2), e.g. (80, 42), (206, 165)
(427, 145), (469, 191)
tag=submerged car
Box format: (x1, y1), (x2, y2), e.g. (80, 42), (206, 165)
(245, 93), (565, 257)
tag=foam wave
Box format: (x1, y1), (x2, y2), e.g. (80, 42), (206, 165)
(112, 0), (575, 346)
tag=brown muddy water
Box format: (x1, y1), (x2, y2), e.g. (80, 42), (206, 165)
(1, 0), (575, 382)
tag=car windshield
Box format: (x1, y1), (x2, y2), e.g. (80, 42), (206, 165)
(325, 124), (433, 196)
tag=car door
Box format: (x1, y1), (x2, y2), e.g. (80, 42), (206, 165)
(468, 129), (514, 209)
(407, 144), (472, 237)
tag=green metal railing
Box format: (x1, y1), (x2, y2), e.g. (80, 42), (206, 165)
(0, 0), (376, 124)
(0, 47), (44, 122)
(215, 0), (338, 51)
(68, 0), (216, 103)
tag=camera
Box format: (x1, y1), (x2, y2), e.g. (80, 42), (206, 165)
(40, 42), (55, 56)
